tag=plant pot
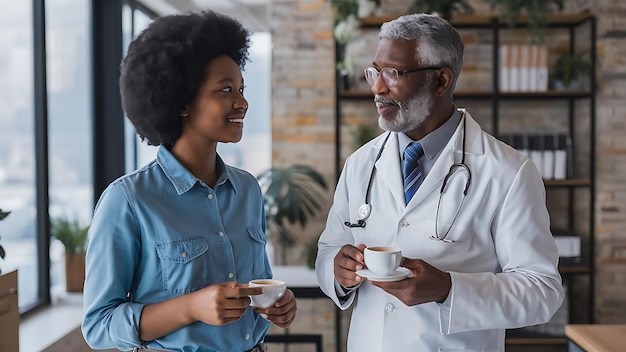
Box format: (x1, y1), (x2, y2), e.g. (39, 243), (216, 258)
(65, 252), (85, 292)
(0, 270), (19, 351)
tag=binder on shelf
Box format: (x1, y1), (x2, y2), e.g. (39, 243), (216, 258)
(508, 44), (520, 92)
(499, 45), (509, 92)
(528, 45), (539, 91)
(537, 45), (549, 92)
(542, 134), (556, 180)
(529, 134), (544, 176)
(519, 44), (530, 92)
(554, 134), (569, 180)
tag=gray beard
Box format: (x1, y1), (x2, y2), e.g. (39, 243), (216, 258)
(378, 87), (432, 133)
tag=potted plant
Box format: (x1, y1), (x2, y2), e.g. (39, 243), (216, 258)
(486, 0), (564, 43)
(0, 209), (18, 352)
(410, 0), (474, 20)
(352, 123), (378, 150)
(551, 53), (590, 91)
(51, 216), (89, 292)
(0, 209), (9, 274)
(257, 165), (328, 265)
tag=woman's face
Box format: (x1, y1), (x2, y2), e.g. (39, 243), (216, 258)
(183, 55), (248, 144)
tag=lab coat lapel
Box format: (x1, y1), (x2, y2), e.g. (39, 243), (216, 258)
(374, 133), (405, 206)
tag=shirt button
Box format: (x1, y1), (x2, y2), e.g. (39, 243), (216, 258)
(228, 273), (234, 279)
(208, 194), (214, 199)
(385, 303), (395, 313)
(245, 334), (250, 340)
(181, 252), (187, 258)
(219, 231), (224, 237)
(399, 219), (409, 228)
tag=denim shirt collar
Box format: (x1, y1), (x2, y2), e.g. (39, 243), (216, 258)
(156, 145), (237, 195)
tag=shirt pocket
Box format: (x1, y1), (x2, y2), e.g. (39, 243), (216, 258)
(156, 236), (211, 294)
(246, 226), (268, 280)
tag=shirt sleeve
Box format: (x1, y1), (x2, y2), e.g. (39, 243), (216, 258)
(82, 182), (145, 350)
(316, 157), (359, 310)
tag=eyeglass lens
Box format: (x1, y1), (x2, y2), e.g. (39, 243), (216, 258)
(364, 67), (399, 87)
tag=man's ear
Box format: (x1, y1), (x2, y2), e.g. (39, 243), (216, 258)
(435, 67), (454, 96)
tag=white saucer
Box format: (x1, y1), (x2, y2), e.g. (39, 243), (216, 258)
(356, 267), (412, 282)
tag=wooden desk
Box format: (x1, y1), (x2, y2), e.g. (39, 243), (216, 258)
(272, 265), (342, 352)
(565, 324), (626, 352)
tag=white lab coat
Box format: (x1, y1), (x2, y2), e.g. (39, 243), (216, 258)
(316, 111), (564, 352)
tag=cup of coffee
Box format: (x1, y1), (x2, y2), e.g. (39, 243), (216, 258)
(248, 279), (286, 308)
(364, 246), (402, 276)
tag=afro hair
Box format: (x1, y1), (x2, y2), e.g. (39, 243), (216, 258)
(119, 10), (251, 146)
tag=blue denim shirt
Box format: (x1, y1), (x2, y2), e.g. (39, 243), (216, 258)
(82, 146), (272, 352)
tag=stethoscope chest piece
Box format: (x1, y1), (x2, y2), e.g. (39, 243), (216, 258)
(358, 204), (371, 220)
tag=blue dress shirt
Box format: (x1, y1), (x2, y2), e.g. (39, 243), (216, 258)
(82, 146), (272, 352)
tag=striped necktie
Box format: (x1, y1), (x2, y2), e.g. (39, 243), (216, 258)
(403, 142), (424, 204)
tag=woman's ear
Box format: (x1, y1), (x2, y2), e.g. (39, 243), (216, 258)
(435, 67), (454, 96)
(180, 108), (189, 117)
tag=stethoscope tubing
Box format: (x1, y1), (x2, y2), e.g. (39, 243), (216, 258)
(344, 112), (471, 239)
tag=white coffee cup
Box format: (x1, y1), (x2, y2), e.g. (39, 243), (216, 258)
(364, 246), (402, 276)
(248, 279), (286, 308)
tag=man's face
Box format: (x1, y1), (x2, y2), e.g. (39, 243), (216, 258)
(370, 38), (436, 133)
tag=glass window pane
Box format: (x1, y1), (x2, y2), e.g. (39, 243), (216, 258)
(46, 0), (92, 293)
(0, 1), (38, 310)
(124, 7), (157, 173)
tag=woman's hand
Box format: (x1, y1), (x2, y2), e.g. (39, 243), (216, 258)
(252, 289), (297, 328)
(190, 282), (263, 326)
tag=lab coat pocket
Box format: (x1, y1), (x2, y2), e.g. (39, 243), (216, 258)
(156, 237), (210, 294)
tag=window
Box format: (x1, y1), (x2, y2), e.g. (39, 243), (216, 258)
(46, 0), (92, 295)
(0, 1), (38, 310)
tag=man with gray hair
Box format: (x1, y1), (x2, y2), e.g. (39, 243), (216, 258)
(316, 13), (563, 351)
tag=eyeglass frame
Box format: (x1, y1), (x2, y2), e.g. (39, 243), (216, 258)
(364, 66), (442, 87)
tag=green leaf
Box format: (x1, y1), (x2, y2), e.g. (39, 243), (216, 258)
(51, 217), (90, 253)
(257, 165), (328, 247)
(0, 210), (10, 221)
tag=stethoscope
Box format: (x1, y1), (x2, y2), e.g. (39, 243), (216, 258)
(344, 113), (472, 243)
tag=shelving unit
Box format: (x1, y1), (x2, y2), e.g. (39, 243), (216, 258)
(334, 13), (596, 350)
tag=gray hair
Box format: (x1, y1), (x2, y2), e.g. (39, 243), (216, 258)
(380, 13), (464, 90)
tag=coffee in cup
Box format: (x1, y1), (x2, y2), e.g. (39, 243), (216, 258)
(364, 246), (402, 276)
(248, 279), (286, 308)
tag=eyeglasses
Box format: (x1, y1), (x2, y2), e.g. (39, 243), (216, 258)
(364, 66), (441, 87)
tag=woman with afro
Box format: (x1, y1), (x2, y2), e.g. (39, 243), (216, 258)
(82, 10), (296, 352)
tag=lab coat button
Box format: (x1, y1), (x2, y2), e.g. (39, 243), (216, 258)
(385, 303), (395, 313)
(399, 219), (409, 228)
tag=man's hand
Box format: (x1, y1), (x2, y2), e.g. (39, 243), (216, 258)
(369, 258), (451, 306)
(334, 243), (366, 288)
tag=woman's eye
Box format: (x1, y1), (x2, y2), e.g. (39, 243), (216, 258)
(220, 87), (233, 93)
(239, 85), (246, 95)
